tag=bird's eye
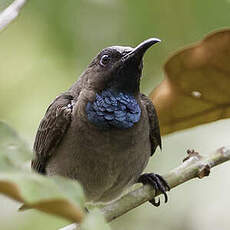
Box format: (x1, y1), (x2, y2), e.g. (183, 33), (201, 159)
(100, 55), (111, 66)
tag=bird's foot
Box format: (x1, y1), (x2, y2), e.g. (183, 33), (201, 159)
(138, 173), (170, 207)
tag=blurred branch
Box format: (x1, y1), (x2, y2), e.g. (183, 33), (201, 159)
(0, 0), (27, 32)
(102, 147), (230, 221)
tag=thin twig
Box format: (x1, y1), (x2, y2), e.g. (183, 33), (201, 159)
(0, 0), (27, 32)
(60, 146), (230, 230)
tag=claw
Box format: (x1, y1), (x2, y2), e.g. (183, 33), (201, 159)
(155, 174), (171, 191)
(149, 197), (160, 207)
(138, 173), (170, 206)
(153, 175), (168, 203)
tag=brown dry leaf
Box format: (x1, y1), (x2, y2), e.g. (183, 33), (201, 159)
(150, 29), (230, 135)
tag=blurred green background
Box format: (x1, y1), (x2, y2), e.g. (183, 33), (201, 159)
(0, 0), (230, 229)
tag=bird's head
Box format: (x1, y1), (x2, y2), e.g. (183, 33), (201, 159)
(82, 38), (161, 95)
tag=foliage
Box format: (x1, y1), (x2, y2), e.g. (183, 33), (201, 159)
(0, 27), (229, 229)
(0, 122), (110, 229)
(151, 30), (230, 135)
(0, 0), (230, 230)
(0, 121), (31, 171)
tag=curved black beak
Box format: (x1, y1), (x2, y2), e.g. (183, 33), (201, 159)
(122, 38), (161, 62)
(108, 38), (161, 93)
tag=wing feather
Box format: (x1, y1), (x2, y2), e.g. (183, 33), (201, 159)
(31, 93), (74, 174)
(140, 93), (161, 156)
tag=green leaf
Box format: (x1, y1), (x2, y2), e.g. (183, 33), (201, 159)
(0, 121), (85, 222)
(0, 121), (31, 171)
(0, 171), (85, 222)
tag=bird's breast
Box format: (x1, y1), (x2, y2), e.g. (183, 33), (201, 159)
(85, 89), (141, 129)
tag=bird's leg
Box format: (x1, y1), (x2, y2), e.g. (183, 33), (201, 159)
(137, 173), (170, 207)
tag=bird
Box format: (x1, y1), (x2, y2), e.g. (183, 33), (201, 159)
(31, 38), (170, 206)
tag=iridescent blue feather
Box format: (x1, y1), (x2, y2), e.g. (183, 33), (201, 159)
(86, 89), (141, 129)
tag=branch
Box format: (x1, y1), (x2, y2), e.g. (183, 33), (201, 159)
(0, 0), (27, 32)
(60, 146), (230, 230)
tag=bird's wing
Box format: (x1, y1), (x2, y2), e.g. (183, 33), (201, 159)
(140, 93), (162, 156)
(31, 93), (74, 174)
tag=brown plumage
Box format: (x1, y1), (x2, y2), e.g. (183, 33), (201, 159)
(32, 39), (169, 204)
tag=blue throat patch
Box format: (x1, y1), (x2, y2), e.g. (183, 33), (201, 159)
(86, 89), (141, 129)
